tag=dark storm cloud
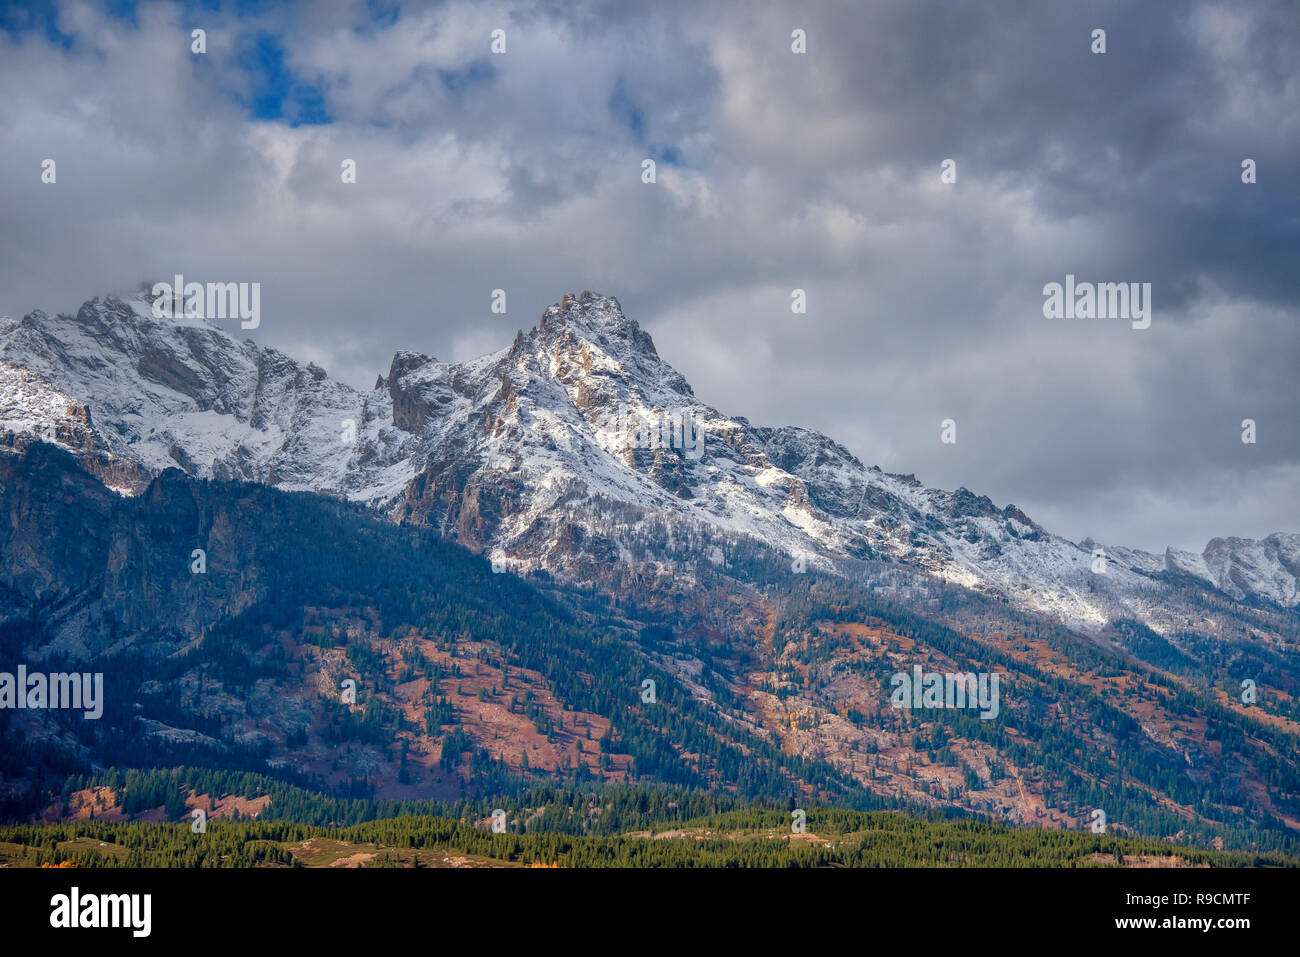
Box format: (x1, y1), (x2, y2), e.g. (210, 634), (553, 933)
(0, 0), (1295, 552)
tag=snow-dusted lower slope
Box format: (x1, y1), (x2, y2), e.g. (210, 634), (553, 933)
(1, 289), (1295, 632)
(0, 363), (86, 441)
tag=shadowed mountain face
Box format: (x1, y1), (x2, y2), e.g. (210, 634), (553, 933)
(0, 443), (901, 814)
(2, 294), (1299, 849)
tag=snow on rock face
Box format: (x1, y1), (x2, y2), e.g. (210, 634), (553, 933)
(0, 297), (421, 503)
(1199, 534), (1300, 607)
(0, 363), (88, 441)
(1, 291), (1295, 631)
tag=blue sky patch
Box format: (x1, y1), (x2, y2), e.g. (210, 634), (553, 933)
(608, 76), (646, 142)
(0, 0), (75, 48)
(238, 32), (332, 126)
(438, 57), (495, 96)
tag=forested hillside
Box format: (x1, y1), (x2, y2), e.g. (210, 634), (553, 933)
(3, 445), (1298, 860)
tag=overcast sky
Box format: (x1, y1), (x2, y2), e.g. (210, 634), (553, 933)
(2, 0), (1296, 552)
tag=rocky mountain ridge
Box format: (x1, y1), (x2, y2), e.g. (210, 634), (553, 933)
(2, 290), (1296, 634)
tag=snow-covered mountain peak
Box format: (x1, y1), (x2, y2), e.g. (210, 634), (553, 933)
(537, 291), (644, 349)
(1, 291), (1295, 630)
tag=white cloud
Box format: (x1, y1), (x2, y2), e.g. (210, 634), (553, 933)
(0, 0), (1295, 553)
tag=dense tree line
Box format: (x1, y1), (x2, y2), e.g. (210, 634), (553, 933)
(3, 804), (1292, 869)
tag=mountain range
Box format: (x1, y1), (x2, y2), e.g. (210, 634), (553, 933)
(1, 289), (1297, 849)
(2, 289), (1296, 626)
